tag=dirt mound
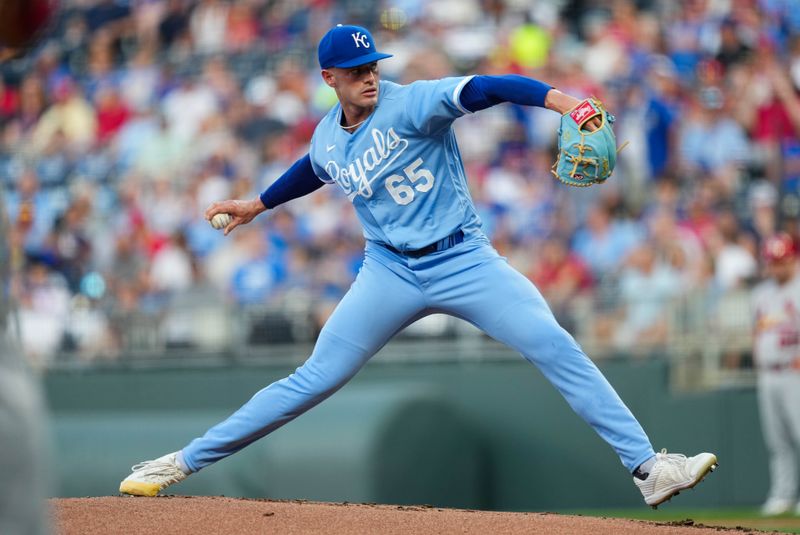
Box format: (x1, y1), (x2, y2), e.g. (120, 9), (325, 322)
(50, 497), (776, 535)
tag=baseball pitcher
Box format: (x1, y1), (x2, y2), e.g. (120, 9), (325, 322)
(120, 25), (717, 508)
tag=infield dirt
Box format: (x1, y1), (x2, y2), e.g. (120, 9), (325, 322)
(51, 496), (784, 535)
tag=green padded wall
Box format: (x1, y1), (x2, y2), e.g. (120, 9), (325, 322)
(44, 357), (766, 510)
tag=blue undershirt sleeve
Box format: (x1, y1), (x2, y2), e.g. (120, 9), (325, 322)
(459, 74), (553, 113)
(259, 154), (325, 209)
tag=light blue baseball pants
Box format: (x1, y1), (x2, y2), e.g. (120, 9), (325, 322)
(181, 233), (656, 473)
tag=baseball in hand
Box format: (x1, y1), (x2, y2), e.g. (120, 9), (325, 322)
(210, 213), (232, 230)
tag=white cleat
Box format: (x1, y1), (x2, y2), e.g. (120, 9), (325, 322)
(634, 449), (718, 508)
(760, 498), (794, 516)
(119, 451), (188, 497)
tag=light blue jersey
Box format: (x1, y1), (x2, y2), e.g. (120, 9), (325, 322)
(309, 77), (480, 251)
(179, 76), (657, 482)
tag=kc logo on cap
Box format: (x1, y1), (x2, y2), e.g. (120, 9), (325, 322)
(351, 31), (370, 48)
(318, 24), (393, 69)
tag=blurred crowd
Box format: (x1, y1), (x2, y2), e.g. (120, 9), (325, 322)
(4, 0), (800, 366)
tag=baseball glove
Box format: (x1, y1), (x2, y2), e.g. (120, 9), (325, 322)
(551, 97), (623, 187)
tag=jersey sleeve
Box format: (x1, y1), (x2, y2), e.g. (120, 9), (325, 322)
(459, 75), (552, 112)
(405, 75), (475, 136)
(258, 154), (325, 209)
(310, 157), (332, 184)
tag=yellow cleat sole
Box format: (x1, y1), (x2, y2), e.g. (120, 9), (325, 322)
(119, 480), (161, 497)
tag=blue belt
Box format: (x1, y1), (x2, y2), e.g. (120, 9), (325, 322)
(383, 230), (464, 258)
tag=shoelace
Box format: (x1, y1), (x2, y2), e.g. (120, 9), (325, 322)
(655, 449), (689, 476)
(130, 458), (183, 477)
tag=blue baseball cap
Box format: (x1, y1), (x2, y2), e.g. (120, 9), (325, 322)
(318, 24), (393, 69)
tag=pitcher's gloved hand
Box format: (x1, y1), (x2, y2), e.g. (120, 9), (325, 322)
(552, 98), (625, 187)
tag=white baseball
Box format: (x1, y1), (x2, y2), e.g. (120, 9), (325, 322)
(210, 213), (232, 230)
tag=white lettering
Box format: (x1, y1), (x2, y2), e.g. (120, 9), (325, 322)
(325, 161), (339, 181)
(363, 146), (379, 171)
(326, 126), (409, 201)
(372, 128), (389, 159)
(386, 128), (401, 150)
(347, 159), (369, 196)
(351, 32), (370, 48)
(339, 166), (352, 193)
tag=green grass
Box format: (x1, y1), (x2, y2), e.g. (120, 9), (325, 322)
(560, 507), (800, 534)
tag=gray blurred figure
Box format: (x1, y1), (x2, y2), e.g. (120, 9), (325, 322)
(752, 233), (800, 517)
(0, 188), (51, 535)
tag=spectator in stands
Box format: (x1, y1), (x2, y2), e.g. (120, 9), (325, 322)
(52, 195), (93, 292)
(745, 181), (780, 252)
(228, 226), (279, 306)
(150, 230), (194, 294)
(679, 85), (750, 197)
(0, 78), (18, 120)
(715, 18), (752, 72)
(134, 113), (190, 178)
(84, 28), (120, 98)
(31, 77), (97, 154)
(572, 203), (644, 279)
(226, 0), (259, 52)
(610, 242), (683, 352)
(16, 76), (46, 134)
(5, 169), (65, 255)
(14, 260), (71, 367)
(707, 208), (758, 291)
(94, 84), (130, 143)
(190, 0), (229, 54)
(120, 44), (161, 112)
(647, 207), (706, 289)
(162, 75), (218, 141)
(159, 0), (191, 51)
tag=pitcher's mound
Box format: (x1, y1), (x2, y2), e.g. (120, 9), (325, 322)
(50, 497), (775, 535)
